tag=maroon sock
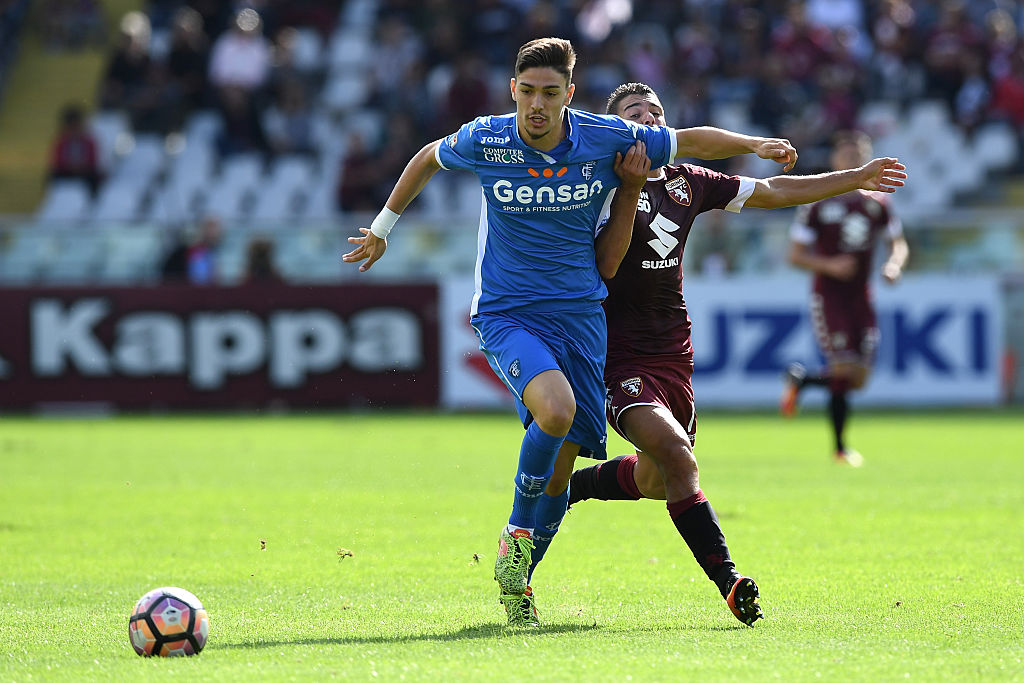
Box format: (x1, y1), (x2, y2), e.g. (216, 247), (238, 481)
(667, 490), (737, 597)
(567, 455), (641, 505)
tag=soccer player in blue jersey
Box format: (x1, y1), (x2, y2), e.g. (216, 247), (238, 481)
(343, 37), (798, 627)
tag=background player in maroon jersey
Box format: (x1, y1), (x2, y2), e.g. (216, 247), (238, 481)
(780, 131), (910, 466)
(555, 83), (907, 626)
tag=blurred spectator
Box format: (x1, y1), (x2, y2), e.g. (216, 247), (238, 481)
(166, 6), (210, 111)
(337, 132), (379, 212)
(923, 0), (984, 108)
(208, 8), (271, 95)
(263, 78), (316, 156)
(215, 86), (267, 156)
(160, 228), (190, 282)
(991, 52), (1024, 127)
(437, 53), (491, 135)
(48, 104), (101, 194)
(244, 237), (282, 283)
(37, 0), (105, 51)
(266, 27), (318, 104)
(956, 52), (991, 132)
(187, 216), (222, 284)
(770, 0), (834, 86)
(98, 12), (152, 110)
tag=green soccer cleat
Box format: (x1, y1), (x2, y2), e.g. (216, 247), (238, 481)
(726, 576), (764, 627)
(500, 585), (540, 628)
(494, 527), (533, 596)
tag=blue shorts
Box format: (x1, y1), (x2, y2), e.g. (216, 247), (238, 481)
(471, 307), (608, 460)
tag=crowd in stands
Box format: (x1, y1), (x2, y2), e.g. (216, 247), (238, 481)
(0, 0), (31, 103)
(365, 0), (1024, 173)
(47, 0), (1024, 217)
(20, 0), (1024, 284)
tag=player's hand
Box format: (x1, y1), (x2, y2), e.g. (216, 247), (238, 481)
(613, 141), (651, 191)
(827, 254), (858, 281)
(756, 138), (798, 172)
(881, 260), (903, 283)
(342, 228), (387, 272)
(858, 158), (907, 193)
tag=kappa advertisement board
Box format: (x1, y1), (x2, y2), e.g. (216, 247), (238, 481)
(438, 274), (1004, 409)
(0, 284), (440, 409)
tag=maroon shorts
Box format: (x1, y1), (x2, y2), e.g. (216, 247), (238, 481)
(810, 292), (879, 365)
(605, 356), (696, 449)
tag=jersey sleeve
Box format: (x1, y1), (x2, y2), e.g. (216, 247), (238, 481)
(790, 204), (817, 244)
(628, 121), (676, 168)
(681, 164), (752, 214)
(435, 120), (478, 172)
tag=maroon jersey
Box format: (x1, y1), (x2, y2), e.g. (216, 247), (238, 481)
(790, 190), (902, 301)
(603, 164), (749, 361)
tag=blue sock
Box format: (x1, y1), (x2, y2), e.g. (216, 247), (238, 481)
(508, 422), (564, 530)
(528, 487), (569, 583)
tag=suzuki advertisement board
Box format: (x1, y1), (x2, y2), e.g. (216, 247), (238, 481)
(439, 274), (1004, 409)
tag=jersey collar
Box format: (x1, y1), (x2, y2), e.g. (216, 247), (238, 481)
(511, 107), (578, 164)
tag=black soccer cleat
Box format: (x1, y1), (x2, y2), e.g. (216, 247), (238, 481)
(726, 576), (764, 627)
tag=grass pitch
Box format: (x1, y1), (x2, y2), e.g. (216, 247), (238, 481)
(1, 410), (1022, 681)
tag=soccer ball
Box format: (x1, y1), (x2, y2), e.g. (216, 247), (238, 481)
(128, 587), (209, 657)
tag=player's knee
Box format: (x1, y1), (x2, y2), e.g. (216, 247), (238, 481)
(648, 438), (696, 483)
(533, 400), (575, 436)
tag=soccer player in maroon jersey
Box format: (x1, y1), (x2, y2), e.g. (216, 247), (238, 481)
(780, 131), (910, 466)
(550, 83), (907, 626)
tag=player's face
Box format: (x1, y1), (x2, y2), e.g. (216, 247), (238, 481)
(830, 141), (871, 171)
(511, 67), (575, 147)
(614, 93), (666, 127)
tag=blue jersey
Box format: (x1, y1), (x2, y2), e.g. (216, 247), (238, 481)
(435, 108), (676, 315)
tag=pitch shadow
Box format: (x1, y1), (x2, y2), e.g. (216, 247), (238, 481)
(221, 622), (600, 649)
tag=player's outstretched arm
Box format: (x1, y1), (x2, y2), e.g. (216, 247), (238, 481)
(745, 158), (907, 210)
(675, 127), (798, 171)
(342, 140), (443, 272)
(595, 141), (650, 279)
(882, 235), (909, 283)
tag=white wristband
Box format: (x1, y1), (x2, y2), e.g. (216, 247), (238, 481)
(369, 207), (400, 239)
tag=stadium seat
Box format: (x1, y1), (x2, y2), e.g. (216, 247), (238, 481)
(972, 121), (1019, 171)
(322, 71), (371, 113)
(327, 30), (372, 71)
(205, 154), (264, 222)
(90, 176), (147, 223)
(184, 110), (223, 145)
(856, 101), (901, 138)
(251, 156), (315, 220)
(98, 225), (162, 283)
(90, 110), (130, 172)
(41, 229), (105, 283)
(36, 180), (92, 224)
(291, 27), (324, 73)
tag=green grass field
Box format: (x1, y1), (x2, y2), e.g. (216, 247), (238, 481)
(1, 411), (1022, 681)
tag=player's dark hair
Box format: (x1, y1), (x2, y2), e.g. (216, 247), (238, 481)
(606, 82), (657, 115)
(515, 37), (576, 84)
